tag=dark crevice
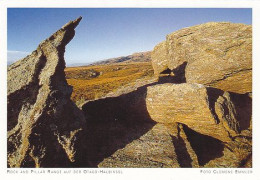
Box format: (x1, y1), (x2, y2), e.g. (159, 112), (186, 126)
(182, 124), (224, 166)
(28, 112), (75, 168)
(171, 125), (192, 167)
(160, 68), (172, 75)
(205, 68), (252, 86)
(205, 87), (252, 132)
(228, 92), (252, 131)
(205, 87), (224, 124)
(158, 61), (187, 84)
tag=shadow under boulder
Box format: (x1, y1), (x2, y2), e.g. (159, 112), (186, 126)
(74, 84), (157, 167)
(182, 124), (224, 166)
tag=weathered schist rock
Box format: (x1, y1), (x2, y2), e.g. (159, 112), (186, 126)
(148, 22), (252, 167)
(79, 81), (251, 168)
(146, 83), (252, 143)
(151, 22), (252, 94)
(7, 19), (252, 168)
(96, 83), (251, 168)
(79, 22), (252, 168)
(99, 121), (250, 168)
(98, 123), (200, 168)
(7, 17), (85, 167)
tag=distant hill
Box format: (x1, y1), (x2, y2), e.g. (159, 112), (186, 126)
(68, 62), (92, 67)
(90, 51), (151, 66)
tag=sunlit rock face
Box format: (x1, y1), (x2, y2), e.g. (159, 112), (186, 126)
(151, 22), (252, 94)
(7, 17), (85, 167)
(146, 83), (251, 143)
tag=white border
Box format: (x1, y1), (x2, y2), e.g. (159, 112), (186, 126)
(1, 1), (260, 180)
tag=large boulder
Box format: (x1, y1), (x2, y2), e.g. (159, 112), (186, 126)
(146, 83), (252, 142)
(79, 81), (251, 168)
(151, 22), (252, 94)
(7, 17), (85, 167)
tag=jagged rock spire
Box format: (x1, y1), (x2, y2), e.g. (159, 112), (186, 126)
(7, 17), (85, 167)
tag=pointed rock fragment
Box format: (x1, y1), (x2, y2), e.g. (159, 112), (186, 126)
(7, 17), (85, 167)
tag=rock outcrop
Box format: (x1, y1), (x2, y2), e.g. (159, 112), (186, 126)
(146, 83), (252, 142)
(79, 22), (252, 168)
(78, 81), (251, 168)
(99, 123), (200, 168)
(7, 20), (252, 168)
(151, 22), (252, 94)
(7, 17), (85, 167)
(75, 22), (251, 168)
(99, 122), (250, 168)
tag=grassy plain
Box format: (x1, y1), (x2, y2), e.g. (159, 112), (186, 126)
(65, 62), (154, 106)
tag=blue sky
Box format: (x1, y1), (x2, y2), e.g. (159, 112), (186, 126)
(7, 8), (252, 65)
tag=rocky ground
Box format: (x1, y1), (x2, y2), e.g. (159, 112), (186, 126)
(7, 18), (252, 168)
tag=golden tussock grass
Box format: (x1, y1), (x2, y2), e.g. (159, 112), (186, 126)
(65, 62), (154, 106)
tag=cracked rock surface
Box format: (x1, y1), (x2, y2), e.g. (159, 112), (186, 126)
(7, 17), (85, 167)
(146, 83), (252, 142)
(151, 22), (252, 94)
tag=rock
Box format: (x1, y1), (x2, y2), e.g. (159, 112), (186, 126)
(7, 19), (252, 168)
(7, 17), (85, 167)
(99, 122), (249, 168)
(79, 81), (251, 168)
(151, 41), (169, 77)
(146, 83), (252, 142)
(151, 22), (252, 93)
(180, 123), (249, 167)
(98, 123), (199, 168)
(76, 83), (157, 167)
